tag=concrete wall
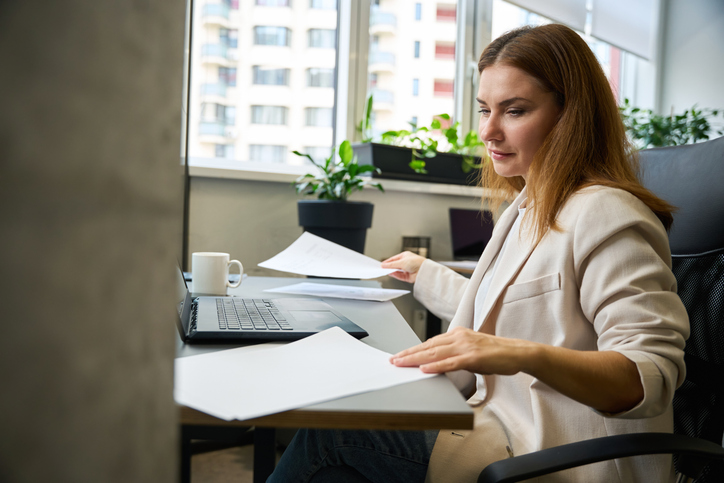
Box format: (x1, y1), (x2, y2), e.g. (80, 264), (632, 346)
(659, 0), (724, 115)
(0, 1), (185, 482)
(189, 176), (483, 337)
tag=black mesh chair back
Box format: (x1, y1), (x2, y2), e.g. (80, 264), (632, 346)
(639, 135), (724, 481)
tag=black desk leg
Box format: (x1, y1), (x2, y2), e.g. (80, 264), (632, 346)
(180, 426), (192, 483)
(426, 310), (442, 340)
(254, 427), (276, 483)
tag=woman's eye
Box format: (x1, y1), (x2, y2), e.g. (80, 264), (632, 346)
(508, 109), (524, 116)
(478, 108), (489, 115)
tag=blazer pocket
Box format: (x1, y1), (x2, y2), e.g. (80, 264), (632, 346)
(502, 272), (561, 304)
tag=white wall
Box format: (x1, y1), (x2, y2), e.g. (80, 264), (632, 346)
(0, 1), (184, 481)
(188, 176), (483, 337)
(659, 0), (724, 115)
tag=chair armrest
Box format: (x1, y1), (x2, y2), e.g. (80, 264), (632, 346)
(478, 433), (724, 483)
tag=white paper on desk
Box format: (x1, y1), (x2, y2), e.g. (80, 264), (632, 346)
(265, 282), (409, 302)
(258, 232), (396, 279)
(174, 327), (435, 421)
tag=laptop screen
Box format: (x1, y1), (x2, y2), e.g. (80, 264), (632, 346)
(449, 208), (494, 261)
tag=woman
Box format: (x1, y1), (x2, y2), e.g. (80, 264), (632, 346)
(268, 24), (688, 483)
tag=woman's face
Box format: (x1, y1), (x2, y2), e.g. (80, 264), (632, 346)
(477, 64), (561, 181)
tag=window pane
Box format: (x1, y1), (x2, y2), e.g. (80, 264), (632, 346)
(188, 1), (338, 168)
(367, 0), (456, 138)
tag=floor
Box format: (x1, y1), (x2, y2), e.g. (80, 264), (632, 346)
(190, 444), (256, 483)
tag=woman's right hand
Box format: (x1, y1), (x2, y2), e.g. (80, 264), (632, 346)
(381, 251), (426, 283)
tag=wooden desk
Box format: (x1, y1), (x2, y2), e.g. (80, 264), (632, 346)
(177, 277), (473, 482)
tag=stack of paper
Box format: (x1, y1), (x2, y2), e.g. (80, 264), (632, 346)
(174, 327), (436, 421)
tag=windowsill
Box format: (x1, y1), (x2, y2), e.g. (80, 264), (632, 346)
(188, 159), (495, 198)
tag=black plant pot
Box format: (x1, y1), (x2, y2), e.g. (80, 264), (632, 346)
(297, 200), (374, 254)
(352, 142), (481, 186)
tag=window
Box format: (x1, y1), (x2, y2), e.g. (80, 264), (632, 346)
(436, 4), (456, 22)
(219, 67), (237, 87)
(251, 105), (288, 125)
(249, 145), (287, 163)
(254, 26), (291, 46)
(434, 42), (454, 60)
(215, 144), (235, 159)
(414, 41), (420, 59)
(369, 73), (378, 89)
(252, 66), (290, 86)
(219, 28), (238, 49)
(433, 79), (453, 97)
(308, 29), (336, 49)
(303, 146), (333, 162)
(412, 78), (419, 96)
(307, 68), (335, 87)
(255, 0), (290, 6)
(305, 107), (334, 127)
(410, 116), (418, 127)
(415, 3), (422, 20)
(202, 103), (236, 125)
(310, 0), (336, 9)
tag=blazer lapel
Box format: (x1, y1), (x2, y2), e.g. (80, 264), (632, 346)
(448, 188), (529, 331)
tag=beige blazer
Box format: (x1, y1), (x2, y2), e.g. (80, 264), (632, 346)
(414, 186), (689, 482)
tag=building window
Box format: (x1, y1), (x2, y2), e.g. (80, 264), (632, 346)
(249, 145), (287, 163)
(219, 28), (238, 48)
(219, 67), (237, 87)
(434, 42), (455, 60)
(433, 79), (454, 97)
(415, 3), (422, 20)
(414, 41), (420, 59)
(436, 4), (456, 22)
(252, 66), (290, 86)
(308, 29), (336, 49)
(305, 107), (334, 127)
(254, 26), (291, 46)
(303, 146), (333, 162)
(412, 78), (419, 97)
(251, 105), (288, 125)
(306, 68), (335, 87)
(201, 103), (236, 125)
(310, 0), (336, 9)
(368, 73), (378, 89)
(255, 0), (290, 6)
(410, 116), (418, 127)
(215, 144), (235, 159)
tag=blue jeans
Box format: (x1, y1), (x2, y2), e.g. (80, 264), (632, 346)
(267, 429), (438, 483)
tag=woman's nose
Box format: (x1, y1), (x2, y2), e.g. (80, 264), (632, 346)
(480, 115), (502, 143)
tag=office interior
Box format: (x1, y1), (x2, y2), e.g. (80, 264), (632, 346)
(0, 0), (722, 482)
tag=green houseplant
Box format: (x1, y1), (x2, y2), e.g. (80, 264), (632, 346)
(352, 100), (486, 186)
(620, 98), (723, 149)
(292, 140), (384, 253)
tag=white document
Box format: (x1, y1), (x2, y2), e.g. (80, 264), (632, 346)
(258, 232), (397, 279)
(174, 327), (435, 421)
(265, 282), (409, 302)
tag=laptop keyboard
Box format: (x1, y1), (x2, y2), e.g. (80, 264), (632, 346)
(216, 298), (293, 331)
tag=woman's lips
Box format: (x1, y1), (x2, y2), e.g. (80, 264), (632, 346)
(488, 149), (513, 161)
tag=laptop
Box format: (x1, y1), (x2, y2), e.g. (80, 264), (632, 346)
(449, 208), (495, 261)
(175, 266), (368, 342)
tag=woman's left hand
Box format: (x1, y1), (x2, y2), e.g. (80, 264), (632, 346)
(390, 327), (535, 376)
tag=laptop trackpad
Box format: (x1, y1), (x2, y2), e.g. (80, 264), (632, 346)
(289, 310), (341, 323)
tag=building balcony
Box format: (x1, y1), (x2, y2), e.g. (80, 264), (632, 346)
(203, 3), (230, 20)
(201, 43), (238, 63)
(199, 121), (238, 139)
(370, 88), (394, 109)
(369, 8), (396, 35)
(201, 83), (227, 97)
(368, 50), (395, 73)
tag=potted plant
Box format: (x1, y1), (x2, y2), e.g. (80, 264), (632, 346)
(293, 140), (384, 254)
(619, 98), (723, 149)
(352, 111), (486, 186)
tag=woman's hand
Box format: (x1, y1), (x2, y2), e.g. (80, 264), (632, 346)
(381, 251), (427, 283)
(391, 327), (645, 414)
(390, 327), (533, 375)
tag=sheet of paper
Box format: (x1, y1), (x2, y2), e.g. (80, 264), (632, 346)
(265, 282), (409, 302)
(174, 327), (435, 421)
(258, 232), (396, 279)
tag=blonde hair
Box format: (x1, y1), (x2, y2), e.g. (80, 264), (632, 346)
(477, 24), (674, 242)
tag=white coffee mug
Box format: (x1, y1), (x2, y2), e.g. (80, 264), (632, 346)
(191, 252), (243, 295)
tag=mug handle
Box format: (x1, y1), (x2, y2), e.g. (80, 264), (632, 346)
(227, 260), (244, 288)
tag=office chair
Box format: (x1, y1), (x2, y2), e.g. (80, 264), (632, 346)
(478, 135), (724, 483)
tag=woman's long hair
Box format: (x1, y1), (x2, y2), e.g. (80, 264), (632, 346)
(478, 24), (674, 242)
